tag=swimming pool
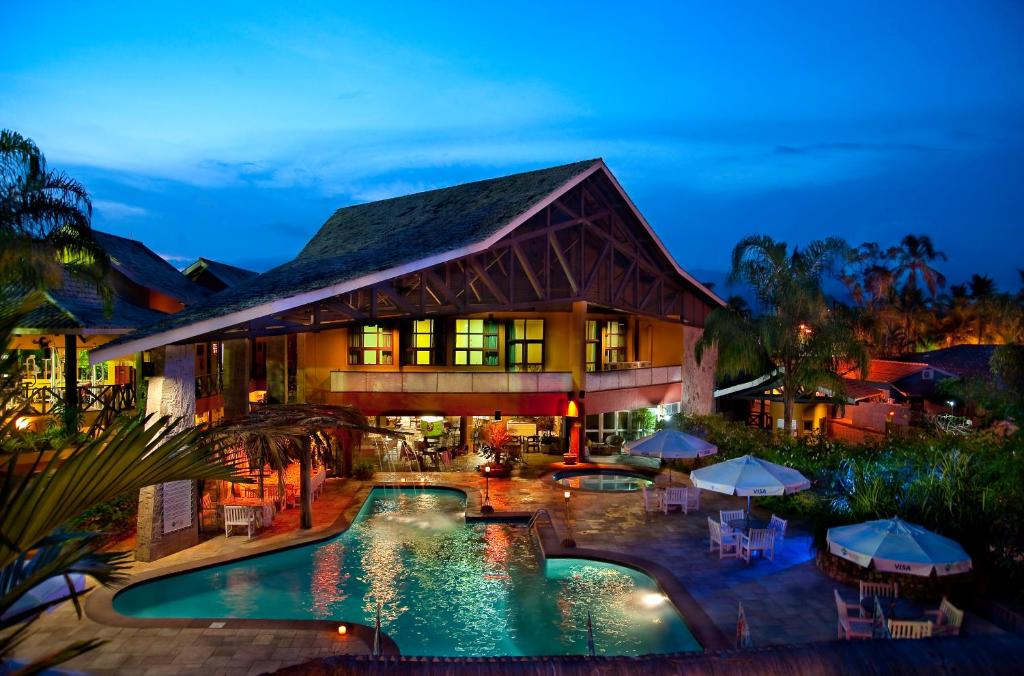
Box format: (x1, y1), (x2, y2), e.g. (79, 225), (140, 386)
(553, 469), (655, 492)
(114, 488), (698, 657)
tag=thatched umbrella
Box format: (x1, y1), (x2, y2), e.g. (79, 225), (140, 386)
(213, 404), (404, 529)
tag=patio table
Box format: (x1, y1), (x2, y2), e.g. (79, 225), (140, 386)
(727, 516), (769, 534)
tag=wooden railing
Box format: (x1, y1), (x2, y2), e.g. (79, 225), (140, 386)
(196, 372), (224, 399)
(14, 382), (136, 429)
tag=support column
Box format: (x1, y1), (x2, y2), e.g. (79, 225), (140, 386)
(135, 344), (198, 562)
(567, 300), (587, 459)
(459, 416), (470, 450)
(63, 334), (78, 431)
(295, 334), (309, 404)
(681, 325), (716, 416)
(223, 338), (250, 418)
(265, 336), (287, 404)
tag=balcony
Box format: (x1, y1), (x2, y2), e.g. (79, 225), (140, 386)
(330, 371), (573, 394)
(585, 365), (681, 392)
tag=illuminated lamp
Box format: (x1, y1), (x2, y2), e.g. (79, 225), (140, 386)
(337, 625), (347, 635)
(565, 399), (579, 418)
(15, 417), (30, 431)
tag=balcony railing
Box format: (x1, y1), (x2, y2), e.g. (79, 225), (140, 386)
(196, 372), (224, 399)
(330, 370), (573, 394)
(585, 365), (681, 392)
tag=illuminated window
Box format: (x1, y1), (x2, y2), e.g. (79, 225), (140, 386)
(348, 325), (393, 365)
(454, 319), (499, 366)
(508, 319), (544, 372)
(605, 321), (627, 364)
(585, 320), (600, 372)
(404, 319), (436, 365)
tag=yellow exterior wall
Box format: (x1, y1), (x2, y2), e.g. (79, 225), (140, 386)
(767, 401), (831, 434)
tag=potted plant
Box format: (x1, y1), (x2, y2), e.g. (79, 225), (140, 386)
(540, 433), (561, 454)
(477, 422), (522, 477)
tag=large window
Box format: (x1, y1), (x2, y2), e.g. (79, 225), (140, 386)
(404, 319), (436, 365)
(604, 320), (627, 365)
(508, 319), (544, 372)
(585, 320), (600, 372)
(348, 325), (393, 365)
(454, 319), (499, 366)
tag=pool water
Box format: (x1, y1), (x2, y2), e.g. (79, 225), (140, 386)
(554, 470), (655, 492)
(114, 488), (698, 657)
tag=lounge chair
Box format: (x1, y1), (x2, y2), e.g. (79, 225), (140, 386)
(224, 505), (258, 540)
(889, 620), (933, 639)
(925, 597), (964, 637)
(738, 528), (775, 563)
(834, 589), (873, 639)
(708, 517), (738, 559)
(768, 514), (787, 541)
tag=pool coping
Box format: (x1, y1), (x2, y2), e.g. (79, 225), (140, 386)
(84, 480), (731, 653)
(542, 462), (661, 493)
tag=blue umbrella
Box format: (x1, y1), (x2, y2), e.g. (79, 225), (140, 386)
(827, 517), (972, 576)
(690, 454), (810, 511)
(625, 429), (718, 459)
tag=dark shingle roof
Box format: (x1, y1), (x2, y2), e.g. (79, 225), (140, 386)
(92, 160), (601, 353)
(13, 271), (167, 332)
(183, 258), (259, 289)
(93, 231), (208, 304)
(894, 345), (997, 379)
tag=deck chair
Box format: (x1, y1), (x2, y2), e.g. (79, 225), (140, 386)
(859, 581), (898, 603)
(708, 517), (738, 559)
(925, 597), (964, 637)
(719, 509), (745, 536)
(662, 487), (687, 514)
(888, 620), (933, 639)
(738, 528), (775, 563)
(682, 487), (701, 514)
(641, 486), (661, 514)
(834, 589), (873, 639)
(224, 505), (257, 540)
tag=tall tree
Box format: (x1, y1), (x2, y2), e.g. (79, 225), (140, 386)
(892, 234), (946, 298)
(0, 129), (109, 302)
(968, 273), (997, 344)
(695, 236), (868, 433)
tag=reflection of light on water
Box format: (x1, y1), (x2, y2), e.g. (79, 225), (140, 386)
(311, 540), (348, 617)
(641, 593), (667, 608)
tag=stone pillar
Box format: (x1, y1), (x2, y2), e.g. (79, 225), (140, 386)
(681, 325), (716, 416)
(135, 344), (199, 562)
(265, 336), (287, 404)
(223, 338), (250, 418)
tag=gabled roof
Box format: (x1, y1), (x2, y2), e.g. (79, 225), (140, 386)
(93, 231), (208, 305)
(714, 369), (885, 403)
(91, 159), (723, 362)
(183, 257), (259, 290)
(13, 272), (167, 334)
(893, 345), (997, 379)
(855, 359), (954, 384)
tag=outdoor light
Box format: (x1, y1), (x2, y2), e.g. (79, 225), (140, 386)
(641, 593), (667, 608)
(563, 490), (571, 500)
(561, 489), (576, 548)
(15, 417), (30, 431)
(337, 625), (347, 635)
(565, 398), (579, 418)
(481, 465), (494, 513)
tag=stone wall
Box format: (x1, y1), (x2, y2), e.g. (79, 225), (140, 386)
(135, 344), (200, 562)
(681, 325), (716, 416)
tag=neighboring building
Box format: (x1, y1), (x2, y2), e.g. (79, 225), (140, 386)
(183, 257), (259, 293)
(92, 159), (724, 454)
(892, 345), (997, 381)
(10, 231), (208, 429)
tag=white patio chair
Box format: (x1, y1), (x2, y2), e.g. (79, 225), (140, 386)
(720, 509), (745, 527)
(662, 487), (687, 514)
(888, 620), (933, 639)
(708, 517), (738, 559)
(224, 505), (257, 540)
(738, 528), (775, 563)
(859, 580), (898, 605)
(768, 514), (788, 541)
(682, 487), (701, 514)
(641, 487), (662, 514)
(925, 597), (964, 637)
(834, 589), (873, 639)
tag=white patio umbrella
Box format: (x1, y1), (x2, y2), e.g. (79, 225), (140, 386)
(827, 517), (972, 576)
(689, 454), (811, 511)
(626, 429), (717, 485)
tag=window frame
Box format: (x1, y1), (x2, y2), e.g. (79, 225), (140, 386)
(453, 318), (500, 367)
(403, 319), (437, 366)
(507, 318), (545, 372)
(604, 320), (627, 365)
(348, 324), (394, 365)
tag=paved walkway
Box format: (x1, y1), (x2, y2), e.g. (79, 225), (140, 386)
(11, 451), (1005, 674)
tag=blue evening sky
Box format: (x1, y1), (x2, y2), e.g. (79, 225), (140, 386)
(3, 2), (1022, 291)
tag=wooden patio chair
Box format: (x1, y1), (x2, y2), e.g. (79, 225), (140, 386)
(925, 597), (964, 637)
(224, 505), (257, 540)
(768, 514), (788, 541)
(859, 580), (898, 617)
(888, 620), (933, 639)
(662, 487), (687, 514)
(682, 487), (701, 514)
(834, 589), (873, 640)
(708, 517), (738, 559)
(641, 486), (662, 514)
(738, 528), (775, 563)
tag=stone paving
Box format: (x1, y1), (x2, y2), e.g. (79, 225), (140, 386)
(10, 450), (1005, 674)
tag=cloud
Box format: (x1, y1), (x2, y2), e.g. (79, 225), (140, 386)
(773, 141), (935, 155)
(157, 252), (193, 264)
(93, 199), (149, 219)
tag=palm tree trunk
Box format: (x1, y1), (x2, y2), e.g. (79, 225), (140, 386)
(783, 393), (795, 437)
(299, 438), (313, 529)
(277, 467), (285, 507)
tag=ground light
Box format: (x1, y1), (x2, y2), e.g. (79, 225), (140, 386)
(481, 465), (494, 513)
(561, 489), (576, 548)
(337, 625), (347, 635)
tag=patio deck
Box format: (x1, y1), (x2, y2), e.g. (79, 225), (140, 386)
(10, 452), (1006, 675)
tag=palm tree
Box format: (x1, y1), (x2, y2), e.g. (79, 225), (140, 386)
(0, 310), (246, 671)
(213, 405), (403, 529)
(0, 129), (109, 301)
(892, 234), (947, 298)
(968, 274), (997, 344)
(695, 236), (868, 433)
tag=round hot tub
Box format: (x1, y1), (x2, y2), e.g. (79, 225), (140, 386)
(553, 468), (655, 492)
